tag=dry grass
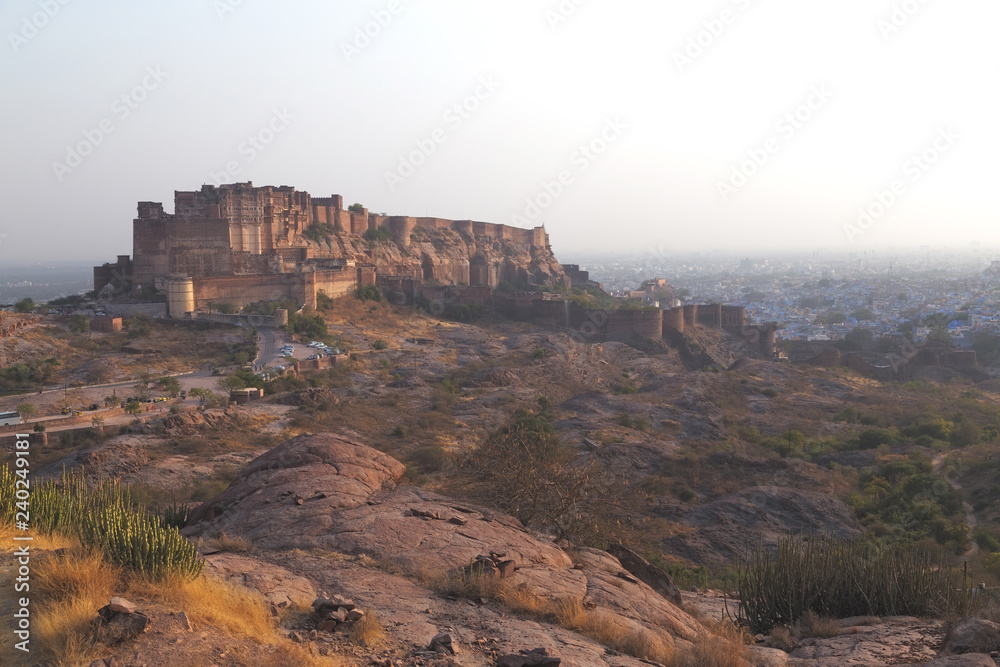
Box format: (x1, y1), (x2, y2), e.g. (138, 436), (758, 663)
(766, 625), (795, 651)
(3, 531), (343, 666)
(348, 609), (386, 647)
(129, 573), (280, 640)
(204, 531), (253, 554)
(31, 546), (120, 665)
(668, 620), (753, 667)
(425, 568), (673, 663)
(794, 610), (841, 639)
(0, 529), (100, 665)
(555, 598), (674, 664)
(424, 565), (751, 666)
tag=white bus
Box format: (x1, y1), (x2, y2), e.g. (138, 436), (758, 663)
(0, 411), (23, 426)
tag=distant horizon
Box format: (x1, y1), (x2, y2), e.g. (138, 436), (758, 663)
(6, 243), (1000, 274)
(3, 1), (996, 264)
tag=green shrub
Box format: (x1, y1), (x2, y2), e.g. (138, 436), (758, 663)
(372, 339), (388, 351)
(316, 290), (335, 311)
(410, 445), (447, 473)
(0, 468), (202, 580)
(357, 285), (383, 302)
(972, 526), (1000, 553)
(158, 501), (192, 529)
(738, 535), (977, 634)
(855, 428), (899, 450)
(364, 226), (391, 243)
(304, 222), (335, 243)
(615, 413), (649, 432)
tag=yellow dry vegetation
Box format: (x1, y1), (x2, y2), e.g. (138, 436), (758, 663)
(0, 527), (349, 667)
(425, 565), (751, 666)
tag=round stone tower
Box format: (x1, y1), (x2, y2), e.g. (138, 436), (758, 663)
(166, 277), (195, 319)
(387, 216), (416, 248)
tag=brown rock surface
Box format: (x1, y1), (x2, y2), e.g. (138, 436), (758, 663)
(909, 656), (998, 667)
(941, 617), (1000, 655)
(606, 543), (683, 607)
(572, 548), (701, 644)
(203, 553), (316, 609)
(787, 616), (946, 666)
(183, 433), (406, 546)
(264, 551), (664, 667)
(185, 433), (706, 654)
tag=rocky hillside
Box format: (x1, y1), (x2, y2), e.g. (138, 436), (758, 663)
(182, 433), (703, 665)
(300, 226), (567, 287)
(16, 292), (1000, 665)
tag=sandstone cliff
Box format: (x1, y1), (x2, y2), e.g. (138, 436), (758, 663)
(296, 225), (567, 288)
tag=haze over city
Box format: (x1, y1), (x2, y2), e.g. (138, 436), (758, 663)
(1, 0), (997, 264)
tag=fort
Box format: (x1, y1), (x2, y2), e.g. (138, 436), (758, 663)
(96, 182), (560, 317)
(96, 181), (777, 358)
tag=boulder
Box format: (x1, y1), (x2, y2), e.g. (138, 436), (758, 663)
(942, 617), (1000, 655)
(606, 544), (683, 607)
(748, 646), (788, 666)
(108, 597), (136, 614)
(184, 433), (406, 547)
(572, 548), (701, 643)
(429, 632), (457, 655)
(188, 437), (573, 572)
(96, 604), (151, 643)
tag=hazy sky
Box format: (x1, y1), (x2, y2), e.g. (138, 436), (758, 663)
(1, 0), (997, 264)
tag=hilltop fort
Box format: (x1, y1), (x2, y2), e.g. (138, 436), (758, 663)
(94, 181), (776, 357)
(95, 181), (563, 316)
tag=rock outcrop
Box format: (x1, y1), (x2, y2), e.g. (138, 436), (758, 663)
(183, 433), (406, 548)
(185, 433), (705, 651)
(941, 617), (1000, 655)
(203, 553), (316, 609)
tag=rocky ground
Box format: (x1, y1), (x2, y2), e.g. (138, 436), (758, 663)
(12, 295), (1000, 664)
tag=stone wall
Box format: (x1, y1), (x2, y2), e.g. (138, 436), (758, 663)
(167, 219), (233, 277)
(102, 303), (168, 318)
(193, 275), (308, 311)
